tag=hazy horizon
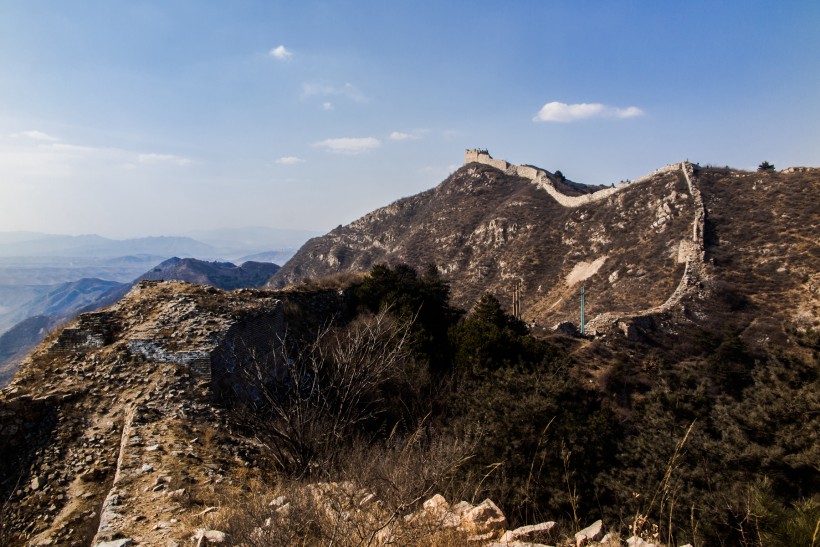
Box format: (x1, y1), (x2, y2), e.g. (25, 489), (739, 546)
(0, 225), (321, 242)
(2, 1), (818, 239)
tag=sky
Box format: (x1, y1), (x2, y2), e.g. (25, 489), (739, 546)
(1, 0), (818, 239)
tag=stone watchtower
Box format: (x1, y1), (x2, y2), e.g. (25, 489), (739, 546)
(465, 148), (490, 164)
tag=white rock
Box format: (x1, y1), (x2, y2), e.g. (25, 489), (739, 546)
(192, 529), (227, 544)
(626, 536), (657, 547)
(95, 540), (133, 547)
(423, 493), (449, 512)
(499, 521), (557, 544)
(459, 498), (507, 534)
(575, 520), (605, 546)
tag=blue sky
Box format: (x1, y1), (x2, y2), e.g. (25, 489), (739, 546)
(1, 1), (818, 239)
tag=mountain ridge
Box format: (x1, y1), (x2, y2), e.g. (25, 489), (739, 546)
(269, 153), (818, 354)
(269, 155), (698, 327)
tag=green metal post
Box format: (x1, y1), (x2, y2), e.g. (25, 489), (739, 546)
(580, 286), (585, 335)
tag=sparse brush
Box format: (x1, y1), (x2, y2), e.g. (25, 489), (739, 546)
(211, 423), (478, 546)
(630, 419), (696, 546)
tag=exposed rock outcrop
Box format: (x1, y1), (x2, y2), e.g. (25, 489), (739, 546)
(0, 281), (325, 546)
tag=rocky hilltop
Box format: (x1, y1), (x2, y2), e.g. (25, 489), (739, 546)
(269, 153), (819, 345)
(0, 281), (321, 546)
(0, 259), (282, 389)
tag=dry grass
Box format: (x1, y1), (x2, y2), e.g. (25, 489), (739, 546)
(207, 427), (478, 546)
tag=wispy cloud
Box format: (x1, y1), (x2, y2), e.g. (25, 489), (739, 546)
(533, 101), (644, 122)
(11, 130), (60, 141)
(302, 82), (367, 103)
(275, 156), (305, 165)
(322, 102), (334, 111)
(389, 131), (420, 141)
(138, 153), (192, 166)
(269, 44), (293, 61)
(313, 137), (381, 155)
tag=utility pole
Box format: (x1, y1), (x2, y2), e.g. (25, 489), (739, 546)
(512, 280), (521, 321)
(580, 286), (585, 335)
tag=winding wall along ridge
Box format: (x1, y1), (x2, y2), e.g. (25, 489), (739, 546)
(464, 151), (707, 333)
(465, 149), (680, 208)
(584, 162), (707, 333)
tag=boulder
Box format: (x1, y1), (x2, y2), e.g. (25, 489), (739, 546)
(498, 521), (558, 544)
(423, 493), (449, 513)
(575, 520), (605, 546)
(416, 494), (460, 528)
(459, 498), (507, 535)
(94, 540), (133, 547)
(554, 321), (581, 336)
(192, 529), (227, 545)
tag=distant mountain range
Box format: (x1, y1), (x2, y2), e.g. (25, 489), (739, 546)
(0, 234), (218, 259)
(0, 226), (319, 262)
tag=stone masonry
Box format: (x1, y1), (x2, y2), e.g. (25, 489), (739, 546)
(465, 149), (680, 208)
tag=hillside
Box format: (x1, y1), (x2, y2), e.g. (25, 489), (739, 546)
(1, 154), (817, 546)
(269, 154), (819, 345)
(0, 315), (58, 386)
(0, 279), (127, 384)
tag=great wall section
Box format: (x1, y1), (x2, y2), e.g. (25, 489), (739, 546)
(465, 150), (708, 336)
(465, 148), (681, 208)
(0, 281), (295, 545)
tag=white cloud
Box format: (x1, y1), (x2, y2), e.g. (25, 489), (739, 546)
(11, 130), (59, 141)
(389, 131), (419, 141)
(138, 153), (192, 166)
(302, 82), (367, 103)
(312, 137), (381, 155)
(275, 156), (305, 165)
(612, 106), (644, 118)
(322, 102), (334, 110)
(533, 101), (644, 122)
(269, 45), (293, 60)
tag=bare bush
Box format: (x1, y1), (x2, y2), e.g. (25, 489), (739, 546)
(237, 308), (415, 476)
